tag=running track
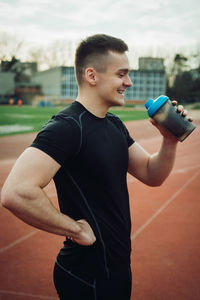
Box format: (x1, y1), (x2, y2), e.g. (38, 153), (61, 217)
(0, 117), (199, 300)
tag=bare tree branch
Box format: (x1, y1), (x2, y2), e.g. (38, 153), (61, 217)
(0, 32), (25, 62)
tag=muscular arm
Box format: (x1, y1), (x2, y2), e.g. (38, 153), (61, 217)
(128, 114), (180, 186)
(128, 137), (177, 186)
(1, 147), (96, 245)
(128, 102), (193, 186)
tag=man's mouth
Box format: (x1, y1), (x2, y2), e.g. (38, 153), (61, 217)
(117, 89), (125, 96)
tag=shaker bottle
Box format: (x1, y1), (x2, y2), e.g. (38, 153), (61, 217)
(145, 95), (196, 142)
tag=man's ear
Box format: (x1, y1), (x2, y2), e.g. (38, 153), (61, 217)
(85, 68), (97, 86)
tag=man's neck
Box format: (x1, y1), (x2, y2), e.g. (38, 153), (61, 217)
(76, 94), (110, 118)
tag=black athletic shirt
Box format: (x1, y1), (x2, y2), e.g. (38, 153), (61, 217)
(31, 101), (135, 280)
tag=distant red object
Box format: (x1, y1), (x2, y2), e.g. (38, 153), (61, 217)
(17, 99), (23, 106)
(9, 98), (14, 105)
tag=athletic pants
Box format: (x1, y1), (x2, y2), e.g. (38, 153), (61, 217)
(53, 260), (132, 300)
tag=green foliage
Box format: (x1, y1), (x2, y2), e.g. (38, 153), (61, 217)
(167, 52), (200, 103)
(167, 71), (200, 103)
(174, 54), (188, 66)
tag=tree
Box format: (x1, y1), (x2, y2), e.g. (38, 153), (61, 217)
(0, 31), (75, 71)
(167, 53), (188, 87)
(190, 75), (200, 102)
(28, 40), (75, 70)
(167, 70), (200, 103)
(0, 32), (24, 62)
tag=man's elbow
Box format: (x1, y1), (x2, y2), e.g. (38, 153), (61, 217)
(1, 186), (15, 210)
(147, 178), (165, 187)
(149, 181), (163, 187)
(1, 184), (22, 211)
(146, 170), (170, 187)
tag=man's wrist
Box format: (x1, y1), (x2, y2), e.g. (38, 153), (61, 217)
(66, 220), (82, 239)
(163, 135), (178, 146)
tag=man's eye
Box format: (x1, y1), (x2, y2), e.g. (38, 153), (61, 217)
(119, 74), (124, 78)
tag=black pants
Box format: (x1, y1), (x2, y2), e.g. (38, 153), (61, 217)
(53, 260), (132, 300)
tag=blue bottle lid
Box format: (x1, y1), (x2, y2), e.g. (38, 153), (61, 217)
(145, 95), (169, 117)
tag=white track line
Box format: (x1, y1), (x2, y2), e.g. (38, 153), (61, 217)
(131, 169), (200, 240)
(127, 165), (200, 183)
(0, 290), (58, 299)
(0, 229), (39, 254)
(172, 165), (200, 174)
(1, 167), (199, 254)
(0, 159), (16, 165)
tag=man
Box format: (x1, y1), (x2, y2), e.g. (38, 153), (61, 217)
(1, 34), (192, 300)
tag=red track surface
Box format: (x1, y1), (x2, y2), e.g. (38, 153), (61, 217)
(0, 118), (200, 300)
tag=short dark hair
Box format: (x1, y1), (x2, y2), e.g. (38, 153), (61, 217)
(75, 34), (128, 85)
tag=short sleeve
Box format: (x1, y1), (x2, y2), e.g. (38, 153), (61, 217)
(108, 113), (135, 147)
(121, 122), (135, 147)
(30, 115), (81, 166)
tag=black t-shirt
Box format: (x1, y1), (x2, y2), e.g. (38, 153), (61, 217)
(31, 101), (134, 279)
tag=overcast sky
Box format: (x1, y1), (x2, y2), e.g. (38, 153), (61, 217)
(0, 0), (200, 66)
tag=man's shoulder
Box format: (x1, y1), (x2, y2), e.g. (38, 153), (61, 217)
(106, 112), (124, 126)
(106, 112), (133, 143)
(55, 102), (84, 124)
(31, 102), (83, 164)
(41, 102), (85, 132)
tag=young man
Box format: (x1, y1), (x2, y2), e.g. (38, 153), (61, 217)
(1, 34), (192, 300)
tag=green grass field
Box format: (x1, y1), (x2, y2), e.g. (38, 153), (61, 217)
(0, 105), (148, 137)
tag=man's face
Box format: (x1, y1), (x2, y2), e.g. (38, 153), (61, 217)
(95, 51), (132, 107)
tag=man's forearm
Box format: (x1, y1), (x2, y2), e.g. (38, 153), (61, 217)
(1, 182), (81, 237)
(147, 137), (178, 186)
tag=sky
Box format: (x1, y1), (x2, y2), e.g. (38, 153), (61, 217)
(0, 0), (200, 67)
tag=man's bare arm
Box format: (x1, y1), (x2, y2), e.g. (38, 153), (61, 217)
(128, 136), (178, 187)
(1, 147), (96, 245)
(128, 103), (193, 186)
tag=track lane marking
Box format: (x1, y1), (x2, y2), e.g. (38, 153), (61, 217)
(1, 168), (199, 253)
(0, 290), (58, 299)
(127, 165), (200, 183)
(0, 229), (39, 254)
(131, 169), (200, 240)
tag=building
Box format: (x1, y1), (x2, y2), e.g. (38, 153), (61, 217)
(31, 66), (77, 104)
(126, 69), (166, 101)
(124, 57), (166, 101)
(1, 59), (37, 82)
(0, 72), (15, 103)
(138, 57), (165, 71)
(30, 57), (166, 105)
(0, 59), (40, 104)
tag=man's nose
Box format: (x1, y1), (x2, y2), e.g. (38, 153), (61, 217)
(124, 75), (132, 87)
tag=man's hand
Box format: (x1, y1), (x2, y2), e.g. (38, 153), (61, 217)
(68, 219), (96, 246)
(171, 100), (193, 121)
(150, 100), (193, 142)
